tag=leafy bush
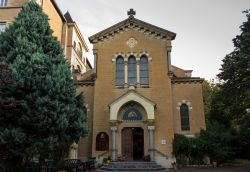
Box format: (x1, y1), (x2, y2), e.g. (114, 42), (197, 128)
(173, 123), (235, 165)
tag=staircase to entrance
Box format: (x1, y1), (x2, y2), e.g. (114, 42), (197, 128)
(98, 161), (168, 171)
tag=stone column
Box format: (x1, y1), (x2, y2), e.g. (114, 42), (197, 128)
(124, 60), (128, 85)
(111, 126), (117, 161)
(148, 126), (155, 161)
(136, 57), (140, 84)
(167, 46), (173, 77)
(93, 49), (98, 75)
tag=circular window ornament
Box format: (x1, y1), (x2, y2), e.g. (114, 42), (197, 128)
(126, 37), (138, 48)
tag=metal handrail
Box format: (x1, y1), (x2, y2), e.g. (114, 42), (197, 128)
(154, 149), (168, 159)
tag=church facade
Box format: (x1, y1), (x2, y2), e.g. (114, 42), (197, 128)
(77, 10), (206, 168)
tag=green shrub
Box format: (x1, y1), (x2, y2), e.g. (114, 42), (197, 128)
(173, 124), (235, 165)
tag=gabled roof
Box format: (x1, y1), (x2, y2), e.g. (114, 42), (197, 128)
(50, 0), (66, 22)
(89, 17), (176, 43)
(64, 11), (89, 52)
(64, 11), (74, 23)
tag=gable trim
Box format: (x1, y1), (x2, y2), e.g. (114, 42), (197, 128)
(89, 18), (176, 44)
(109, 89), (156, 120)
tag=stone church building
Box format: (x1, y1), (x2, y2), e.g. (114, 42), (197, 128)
(77, 10), (206, 168)
(1, 0), (205, 167)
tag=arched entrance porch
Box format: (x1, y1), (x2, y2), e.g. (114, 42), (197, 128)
(109, 88), (156, 161)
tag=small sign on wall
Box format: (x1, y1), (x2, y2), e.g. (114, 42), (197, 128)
(161, 139), (166, 145)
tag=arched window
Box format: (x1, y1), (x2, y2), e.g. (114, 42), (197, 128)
(128, 56), (136, 85)
(140, 55), (148, 85)
(180, 104), (190, 131)
(96, 132), (109, 151)
(116, 56), (124, 86)
(77, 65), (81, 73)
(77, 43), (82, 58)
(73, 41), (76, 49)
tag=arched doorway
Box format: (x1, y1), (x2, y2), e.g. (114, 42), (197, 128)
(122, 127), (144, 161)
(109, 90), (156, 161)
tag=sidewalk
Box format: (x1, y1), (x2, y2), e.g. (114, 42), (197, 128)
(172, 165), (250, 172)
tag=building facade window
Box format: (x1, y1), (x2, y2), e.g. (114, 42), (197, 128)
(0, 0), (7, 7)
(82, 57), (85, 64)
(77, 65), (81, 73)
(73, 41), (76, 49)
(77, 43), (82, 58)
(0, 22), (6, 32)
(96, 132), (109, 151)
(180, 104), (190, 131)
(128, 56), (136, 85)
(140, 55), (149, 85)
(116, 56), (124, 86)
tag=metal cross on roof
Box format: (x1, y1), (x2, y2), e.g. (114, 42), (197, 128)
(127, 9), (136, 18)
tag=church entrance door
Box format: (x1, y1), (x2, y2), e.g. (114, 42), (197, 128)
(122, 127), (144, 161)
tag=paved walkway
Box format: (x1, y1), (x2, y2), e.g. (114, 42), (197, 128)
(171, 165), (250, 172)
(95, 165), (250, 172)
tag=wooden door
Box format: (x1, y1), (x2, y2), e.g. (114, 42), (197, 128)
(122, 128), (133, 161)
(133, 128), (144, 160)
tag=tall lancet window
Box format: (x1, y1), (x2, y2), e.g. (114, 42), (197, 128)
(180, 104), (190, 131)
(116, 56), (124, 86)
(140, 55), (149, 85)
(128, 56), (136, 85)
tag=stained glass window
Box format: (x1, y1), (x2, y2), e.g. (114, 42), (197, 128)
(140, 55), (148, 85)
(128, 56), (136, 85)
(0, 0), (7, 7)
(96, 132), (109, 151)
(180, 104), (190, 131)
(116, 56), (124, 86)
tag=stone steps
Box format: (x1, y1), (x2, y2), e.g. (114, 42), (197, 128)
(98, 161), (168, 171)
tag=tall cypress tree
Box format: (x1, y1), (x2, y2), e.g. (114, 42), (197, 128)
(0, 1), (88, 170)
(218, 9), (250, 158)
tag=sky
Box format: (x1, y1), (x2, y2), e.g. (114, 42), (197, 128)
(56, 0), (250, 81)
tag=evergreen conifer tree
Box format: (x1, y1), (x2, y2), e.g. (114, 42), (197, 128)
(0, 1), (88, 170)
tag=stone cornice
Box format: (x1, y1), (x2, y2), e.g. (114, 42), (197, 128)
(75, 80), (95, 86)
(0, 6), (22, 9)
(89, 17), (176, 44)
(171, 77), (204, 84)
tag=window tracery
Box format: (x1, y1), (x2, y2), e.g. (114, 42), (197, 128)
(114, 53), (151, 87)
